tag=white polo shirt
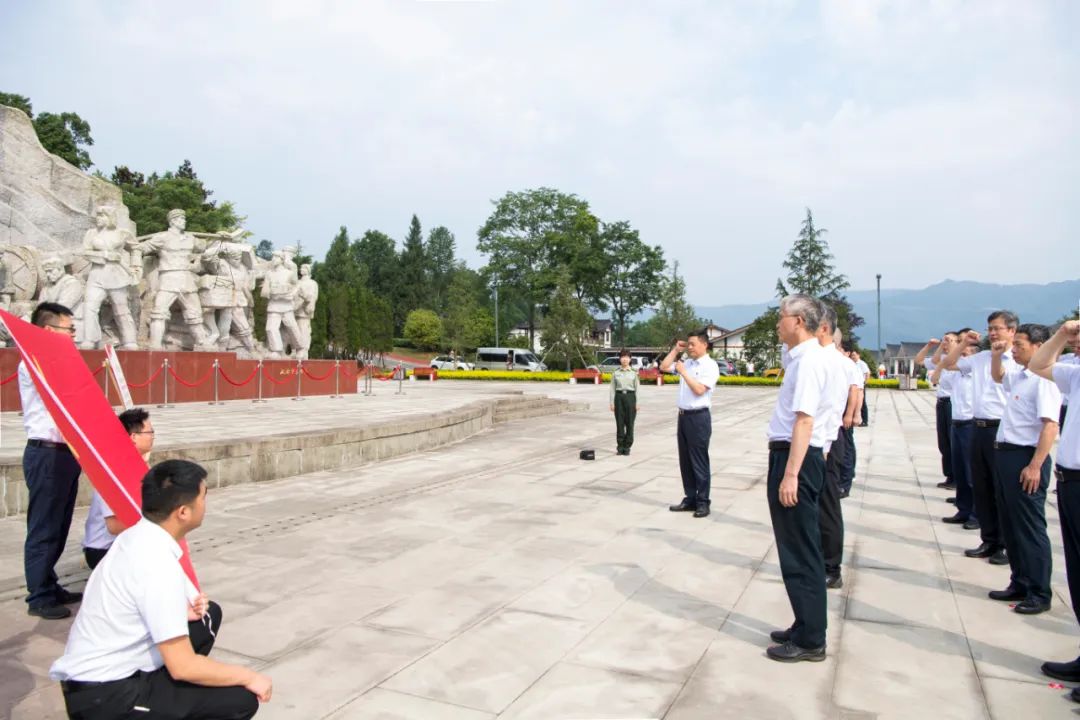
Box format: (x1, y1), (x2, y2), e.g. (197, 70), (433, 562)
(819, 344), (853, 444)
(1053, 363), (1080, 470)
(847, 356), (865, 390)
(924, 357), (950, 399)
(18, 362), (63, 442)
(83, 492), (117, 552)
(996, 366), (1062, 447)
(677, 354), (720, 411)
(945, 371), (974, 421)
(956, 349), (1014, 420)
(767, 338), (830, 448)
(50, 519), (189, 682)
(856, 358), (870, 379)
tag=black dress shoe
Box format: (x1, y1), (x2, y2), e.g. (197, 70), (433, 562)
(942, 513), (967, 524)
(838, 488), (850, 499)
(965, 542), (994, 558)
(28, 604), (71, 620)
(1071, 686), (1080, 704)
(1014, 598), (1050, 615)
(826, 573), (843, 589)
(766, 641), (826, 663)
(669, 500), (696, 512)
(963, 519), (981, 530)
(1041, 658), (1080, 682)
(770, 628), (792, 643)
(55, 587), (83, 605)
(937, 481), (956, 490)
(988, 549), (1009, 565)
(693, 505), (711, 518)
(988, 585), (1025, 601)
(945, 497), (956, 504)
(623, 448), (631, 456)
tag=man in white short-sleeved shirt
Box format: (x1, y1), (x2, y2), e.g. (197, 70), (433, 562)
(985, 325), (1061, 615)
(1028, 320), (1080, 695)
(942, 311), (1019, 564)
(763, 294), (831, 663)
(918, 334), (957, 490)
(51, 460), (272, 719)
(932, 330), (979, 527)
(83, 407), (155, 569)
(661, 328), (721, 518)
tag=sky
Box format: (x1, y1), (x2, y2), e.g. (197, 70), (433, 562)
(2, 1), (1077, 306)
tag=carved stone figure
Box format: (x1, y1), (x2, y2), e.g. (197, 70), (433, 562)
(293, 263), (319, 355)
(40, 255), (84, 312)
(260, 250), (303, 359)
(199, 241), (256, 354)
(137, 209), (211, 350)
(81, 205), (138, 349)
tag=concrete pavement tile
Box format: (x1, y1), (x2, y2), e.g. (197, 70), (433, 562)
(256, 625), (439, 720)
(833, 620), (983, 720)
(499, 661), (682, 720)
(380, 609), (592, 714)
(5, 685), (67, 720)
(326, 688), (495, 719)
(509, 562), (649, 623)
(981, 676), (1075, 719)
(846, 567), (964, 632)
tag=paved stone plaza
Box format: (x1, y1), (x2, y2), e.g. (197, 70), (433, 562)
(1, 382), (1078, 718)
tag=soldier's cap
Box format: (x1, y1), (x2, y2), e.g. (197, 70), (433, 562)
(167, 209), (186, 221)
(42, 255), (66, 269)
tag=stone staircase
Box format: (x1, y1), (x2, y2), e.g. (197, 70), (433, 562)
(491, 394), (587, 424)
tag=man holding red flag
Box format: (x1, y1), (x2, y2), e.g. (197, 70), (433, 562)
(20, 302), (83, 620)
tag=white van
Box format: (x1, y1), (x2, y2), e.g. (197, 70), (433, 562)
(474, 347), (547, 372)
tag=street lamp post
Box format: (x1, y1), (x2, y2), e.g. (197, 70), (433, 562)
(494, 285), (499, 346)
(876, 273), (882, 369)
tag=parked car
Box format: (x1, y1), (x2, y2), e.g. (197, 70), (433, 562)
(430, 356), (473, 371)
(473, 347), (547, 371)
(596, 356), (646, 371)
(763, 367), (782, 378)
(715, 358), (736, 376)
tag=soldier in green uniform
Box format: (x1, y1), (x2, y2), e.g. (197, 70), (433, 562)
(609, 349), (640, 455)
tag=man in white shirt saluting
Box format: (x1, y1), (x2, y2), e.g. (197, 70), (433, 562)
(51, 460), (272, 719)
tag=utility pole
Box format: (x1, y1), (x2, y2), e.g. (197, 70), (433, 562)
(876, 273), (882, 368)
(494, 285), (499, 346)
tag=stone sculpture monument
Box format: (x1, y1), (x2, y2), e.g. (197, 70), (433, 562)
(294, 263), (319, 354)
(81, 205), (138, 349)
(199, 240), (256, 354)
(137, 209), (213, 350)
(261, 250), (304, 359)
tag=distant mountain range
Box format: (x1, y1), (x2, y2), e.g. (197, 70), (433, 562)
(695, 279), (1080, 347)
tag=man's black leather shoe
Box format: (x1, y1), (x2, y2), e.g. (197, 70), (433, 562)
(937, 481), (956, 490)
(988, 549), (1009, 565)
(770, 628), (792, 643)
(965, 542), (994, 558)
(945, 497), (956, 504)
(55, 587), (83, 605)
(942, 513), (967, 524)
(1014, 598), (1050, 615)
(826, 573), (843, 590)
(693, 505), (711, 518)
(28, 603), (71, 620)
(962, 519), (981, 530)
(1071, 687), (1080, 704)
(1041, 658), (1080, 682)
(669, 500), (696, 512)
(766, 641), (826, 663)
(988, 585), (1025, 601)
(623, 448), (631, 456)
(838, 488), (850, 499)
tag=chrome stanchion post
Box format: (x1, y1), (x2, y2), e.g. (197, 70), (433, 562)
(395, 363), (405, 395)
(157, 359), (174, 408)
(292, 359), (304, 401)
(253, 360), (267, 403)
(210, 359), (224, 405)
(331, 360), (342, 399)
(102, 359), (111, 406)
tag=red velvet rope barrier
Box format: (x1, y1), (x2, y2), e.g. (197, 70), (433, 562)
(339, 364), (359, 379)
(92, 366), (106, 377)
(0, 371), (17, 385)
(218, 365), (260, 387)
(126, 364), (165, 389)
(300, 365), (334, 382)
(167, 365), (215, 388)
(261, 366), (294, 385)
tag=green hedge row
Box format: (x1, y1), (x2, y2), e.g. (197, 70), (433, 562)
(421, 370), (927, 389)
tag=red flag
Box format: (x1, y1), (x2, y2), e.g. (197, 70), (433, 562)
(0, 309), (200, 594)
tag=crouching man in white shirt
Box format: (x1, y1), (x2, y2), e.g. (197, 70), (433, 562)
(50, 460), (272, 719)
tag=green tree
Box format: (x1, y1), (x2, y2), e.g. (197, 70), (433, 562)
(255, 239), (274, 261)
(775, 208), (849, 298)
(396, 215), (428, 330)
(477, 188), (594, 347)
(351, 230), (398, 301)
(403, 309), (444, 351)
(597, 221), (665, 346)
(539, 273), (593, 370)
(111, 161), (239, 234)
(0, 92), (33, 116)
(652, 262), (703, 345)
(356, 289), (394, 361)
(742, 308), (782, 372)
(311, 227), (362, 356)
(426, 225), (457, 312)
(444, 269), (494, 352)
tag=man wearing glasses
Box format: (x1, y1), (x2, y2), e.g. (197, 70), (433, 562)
(19, 302), (83, 619)
(83, 408), (156, 569)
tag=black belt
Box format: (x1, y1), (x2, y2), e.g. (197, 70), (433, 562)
(768, 441), (791, 450)
(26, 439), (70, 452)
(61, 673), (138, 692)
(1056, 466), (1080, 483)
(678, 407), (709, 415)
(995, 441), (1033, 452)
(952, 419), (974, 426)
(616, 389), (636, 394)
(974, 418), (1000, 428)
(937, 397), (952, 403)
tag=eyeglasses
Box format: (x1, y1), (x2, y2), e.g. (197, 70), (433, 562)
(46, 324), (76, 335)
(133, 430), (156, 436)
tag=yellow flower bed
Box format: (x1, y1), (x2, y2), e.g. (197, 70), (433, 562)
(427, 370), (928, 389)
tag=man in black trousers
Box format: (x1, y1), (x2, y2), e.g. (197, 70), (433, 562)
(941, 311), (1019, 565)
(917, 335), (956, 491)
(764, 295), (831, 663)
(19, 302), (83, 619)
